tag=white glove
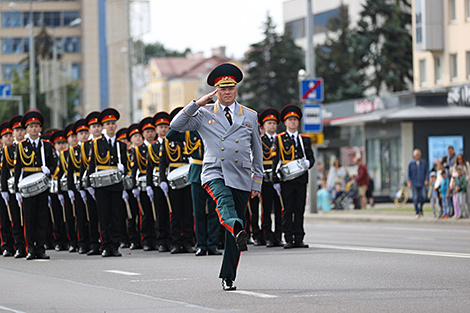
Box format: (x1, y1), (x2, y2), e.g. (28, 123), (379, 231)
(16, 193), (22, 206)
(304, 158), (310, 168)
(118, 163), (125, 174)
(58, 194), (65, 205)
(146, 186), (154, 200)
(160, 181), (169, 197)
(80, 190), (87, 203)
(48, 196), (51, 208)
(132, 188), (140, 198)
(122, 190), (129, 202)
(1, 191), (9, 206)
(41, 165), (51, 176)
(273, 183), (281, 197)
(68, 190), (75, 202)
(87, 187), (95, 200)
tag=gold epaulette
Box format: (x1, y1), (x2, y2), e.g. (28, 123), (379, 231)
(239, 105), (257, 115)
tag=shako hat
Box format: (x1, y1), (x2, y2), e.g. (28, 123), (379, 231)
(280, 104), (302, 122)
(207, 63), (243, 87)
(258, 107), (280, 125)
(153, 111), (170, 126)
(99, 108), (120, 124)
(50, 130), (67, 144)
(86, 111), (101, 126)
(21, 110), (44, 128)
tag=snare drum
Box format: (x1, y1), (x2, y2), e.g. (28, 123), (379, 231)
(49, 178), (59, 194)
(7, 176), (15, 194)
(123, 174), (134, 190)
(279, 159), (308, 182)
(81, 170), (90, 189)
(18, 173), (50, 198)
(89, 169), (123, 188)
(263, 168), (273, 183)
(137, 175), (147, 191)
(60, 176), (68, 191)
(167, 164), (191, 190)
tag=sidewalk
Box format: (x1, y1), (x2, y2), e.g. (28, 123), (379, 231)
(305, 202), (470, 226)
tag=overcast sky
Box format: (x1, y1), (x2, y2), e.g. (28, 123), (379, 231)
(142, 0), (286, 60)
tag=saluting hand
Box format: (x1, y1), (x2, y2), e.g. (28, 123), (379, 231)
(195, 89), (217, 106)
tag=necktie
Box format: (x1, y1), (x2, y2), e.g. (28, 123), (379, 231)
(224, 107), (233, 126)
(32, 141), (36, 149)
(109, 139), (113, 147)
(291, 135), (297, 147)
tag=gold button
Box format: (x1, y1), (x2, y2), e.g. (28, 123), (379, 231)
(235, 160), (238, 163)
(221, 138), (225, 141)
(221, 158), (225, 161)
(235, 140), (239, 143)
(221, 148), (225, 151)
(235, 149), (238, 153)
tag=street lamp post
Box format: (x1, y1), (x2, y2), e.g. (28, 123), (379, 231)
(28, 0), (36, 110)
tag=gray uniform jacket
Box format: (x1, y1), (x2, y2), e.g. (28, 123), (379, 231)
(171, 100), (263, 192)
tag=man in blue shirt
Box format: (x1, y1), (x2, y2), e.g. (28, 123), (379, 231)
(407, 149), (429, 218)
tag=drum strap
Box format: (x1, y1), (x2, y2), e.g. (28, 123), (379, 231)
(40, 141), (46, 171)
(117, 141), (122, 168)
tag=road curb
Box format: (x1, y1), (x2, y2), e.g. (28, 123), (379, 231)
(305, 214), (470, 226)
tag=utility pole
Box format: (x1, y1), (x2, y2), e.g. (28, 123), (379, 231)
(306, 0), (318, 214)
(29, 0), (36, 110)
(127, 0), (134, 123)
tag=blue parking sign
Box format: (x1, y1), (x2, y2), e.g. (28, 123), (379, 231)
(300, 78), (323, 102)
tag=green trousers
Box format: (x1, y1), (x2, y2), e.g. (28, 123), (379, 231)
(204, 179), (249, 280)
(191, 183), (219, 250)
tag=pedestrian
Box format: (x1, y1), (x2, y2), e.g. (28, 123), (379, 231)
(326, 159), (347, 199)
(170, 63), (263, 291)
(440, 171), (451, 218)
(353, 156), (369, 209)
(451, 154), (470, 218)
(366, 174), (375, 208)
(447, 146), (457, 168)
(407, 149), (429, 218)
(428, 172), (441, 218)
(451, 166), (467, 219)
(317, 177), (331, 212)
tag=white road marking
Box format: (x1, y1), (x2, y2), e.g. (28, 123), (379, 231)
(131, 278), (191, 282)
(232, 290), (278, 298)
(0, 305), (26, 313)
(105, 270), (142, 276)
(311, 244), (470, 259)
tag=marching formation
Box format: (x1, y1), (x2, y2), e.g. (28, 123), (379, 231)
(0, 63), (314, 290)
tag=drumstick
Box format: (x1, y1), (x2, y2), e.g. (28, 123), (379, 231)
(279, 193), (285, 212)
(84, 200), (90, 221)
(137, 200), (145, 215)
(49, 202), (55, 224)
(151, 199), (157, 222)
(6, 203), (12, 222)
(166, 195), (172, 214)
(61, 201), (66, 223)
(20, 202), (24, 227)
(125, 200), (132, 220)
(205, 202), (208, 215)
(72, 200), (76, 218)
(247, 200), (252, 216)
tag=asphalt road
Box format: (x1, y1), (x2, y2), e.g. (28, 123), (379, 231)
(1, 221), (469, 313)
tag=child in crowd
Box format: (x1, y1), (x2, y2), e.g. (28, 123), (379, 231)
(440, 171), (451, 218)
(428, 172), (441, 218)
(317, 177), (331, 212)
(453, 166), (468, 219)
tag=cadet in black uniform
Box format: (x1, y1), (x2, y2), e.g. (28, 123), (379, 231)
(272, 104), (315, 249)
(14, 111), (55, 260)
(146, 112), (171, 252)
(160, 108), (195, 254)
(1, 116), (26, 258)
(87, 108), (128, 257)
(0, 121), (15, 256)
(132, 117), (158, 251)
(259, 108), (284, 247)
(79, 111), (102, 256)
(117, 127), (131, 249)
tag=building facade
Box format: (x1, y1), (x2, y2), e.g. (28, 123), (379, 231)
(0, 0), (139, 126)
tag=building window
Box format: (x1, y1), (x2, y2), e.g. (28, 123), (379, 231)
(71, 63), (81, 80)
(415, 0), (423, 44)
(63, 11), (80, 26)
(419, 59), (427, 86)
(23, 12), (43, 27)
(2, 12), (21, 28)
(63, 37), (80, 53)
(43, 12), (61, 27)
(450, 53), (458, 80)
(467, 0), (470, 21)
(2, 38), (23, 54)
(449, 0), (456, 22)
(434, 56), (442, 83)
(466, 51), (470, 79)
(285, 6), (343, 39)
(2, 64), (25, 81)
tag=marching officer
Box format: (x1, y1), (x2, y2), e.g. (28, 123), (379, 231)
(132, 117), (158, 251)
(146, 112), (171, 252)
(87, 108), (128, 257)
(258, 108), (284, 247)
(67, 119), (91, 254)
(171, 63), (263, 291)
(126, 123), (143, 250)
(0, 121), (15, 256)
(14, 110), (56, 260)
(272, 104), (315, 249)
(79, 111), (102, 256)
(160, 107), (195, 254)
(0, 116), (26, 258)
(166, 124), (221, 256)
(49, 130), (68, 251)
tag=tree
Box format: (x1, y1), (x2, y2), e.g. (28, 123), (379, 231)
(354, 0), (412, 95)
(240, 14), (304, 112)
(136, 40), (191, 64)
(315, 3), (366, 103)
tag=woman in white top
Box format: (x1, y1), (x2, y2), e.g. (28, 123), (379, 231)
(326, 159), (348, 198)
